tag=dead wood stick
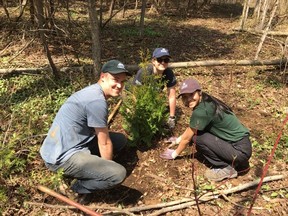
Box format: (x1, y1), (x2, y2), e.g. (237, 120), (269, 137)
(149, 191), (264, 216)
(101, 209), (137, 216)
(147, 174), (286, 216)
(148, 199), (209, 216)
(8, 38), (35, 63)
(0, 41), (13, 57)
(24, 201), (76, 209)
(221, 174), (286, 195)
(124, 198), (194, 213)
(234, 28), (288, 36)
(37, 185), (102, 216)
(108, 99), (122, 125)
(220, 193), (264, 210)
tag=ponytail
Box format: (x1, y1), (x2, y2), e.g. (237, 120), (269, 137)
(201, 92), (232, 119)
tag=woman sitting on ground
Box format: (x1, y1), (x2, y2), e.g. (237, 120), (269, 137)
(160, 78), (252, 182)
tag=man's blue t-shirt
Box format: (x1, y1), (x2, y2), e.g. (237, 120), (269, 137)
(40, 83), (108, 164)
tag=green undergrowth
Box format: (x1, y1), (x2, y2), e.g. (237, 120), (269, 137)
(0, 71), (93, 213)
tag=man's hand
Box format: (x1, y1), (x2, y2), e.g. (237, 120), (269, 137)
(160, 149), (177, 160)
(167, 116), (176, 129)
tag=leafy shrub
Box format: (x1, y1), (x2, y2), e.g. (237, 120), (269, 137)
(120, 72), (169, 147)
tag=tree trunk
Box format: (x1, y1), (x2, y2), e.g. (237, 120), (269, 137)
(34, 0), (59, 78)
(108, 0), (115, 18)
(2, 0), (11, 21)
(239, 0), (250, 30)
(16, 0), (28, 22)
(47, 0), (55, 28)
(255, 0), (279, 60)
(259, 0), (269, 30)
(87, 0), (101, 78)
(29, 0), (35, 24)
(139, 0), (146, 37)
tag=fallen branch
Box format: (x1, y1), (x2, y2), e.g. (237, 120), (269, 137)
(145, 174), (286, 216)
(31, 174), (286, 215)
(221, 174), (286, 195)
(37, 185), (102, 216)
(24, 201), (77, 209)
(168, 58), (286, 68)
(8, 38), (35, 63)
(220, 193), (264, 210)
(1, 58), (287, 75)
(234, 28), (288, 36)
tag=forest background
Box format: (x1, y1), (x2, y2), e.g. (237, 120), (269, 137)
(1, 0), (288, 215)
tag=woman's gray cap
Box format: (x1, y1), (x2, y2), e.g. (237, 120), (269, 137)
(101, 60), (132, 76)
(178, 78), (202, 98)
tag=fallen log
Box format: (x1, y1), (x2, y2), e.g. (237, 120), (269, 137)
(148, 174), (286, 216)
(234, 28), (288, 36)
(0, 58), (287, 75)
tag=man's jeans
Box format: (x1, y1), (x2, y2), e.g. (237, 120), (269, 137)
(192, 131), (252, 171)
(46, 132), (127, 194)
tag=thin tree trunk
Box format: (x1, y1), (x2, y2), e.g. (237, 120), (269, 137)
(259, 0), (269, 30)
(87, 0), (101, 78)
(2, 0), (11, 21)
(281, 36), (288, 82)
(16, 0), (28, 22)
(47, 0), (55, 28)
(29, 0), (35, 24)
(239, 0), (250, 30)
(253, 0), (262, 22)
(108, 0), (115, 18)
(139, 0), (146, 37)
(34, 0), (59, 78)
(99, 0), (103, 28)
(255, 0), (279, 60)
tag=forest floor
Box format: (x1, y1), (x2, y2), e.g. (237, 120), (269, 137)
(1, 3), (288, 216)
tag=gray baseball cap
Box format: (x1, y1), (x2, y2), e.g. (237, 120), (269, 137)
(178, 78), (202, 98)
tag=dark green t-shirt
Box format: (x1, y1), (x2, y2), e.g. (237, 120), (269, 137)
(189, 100), (249, 142)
